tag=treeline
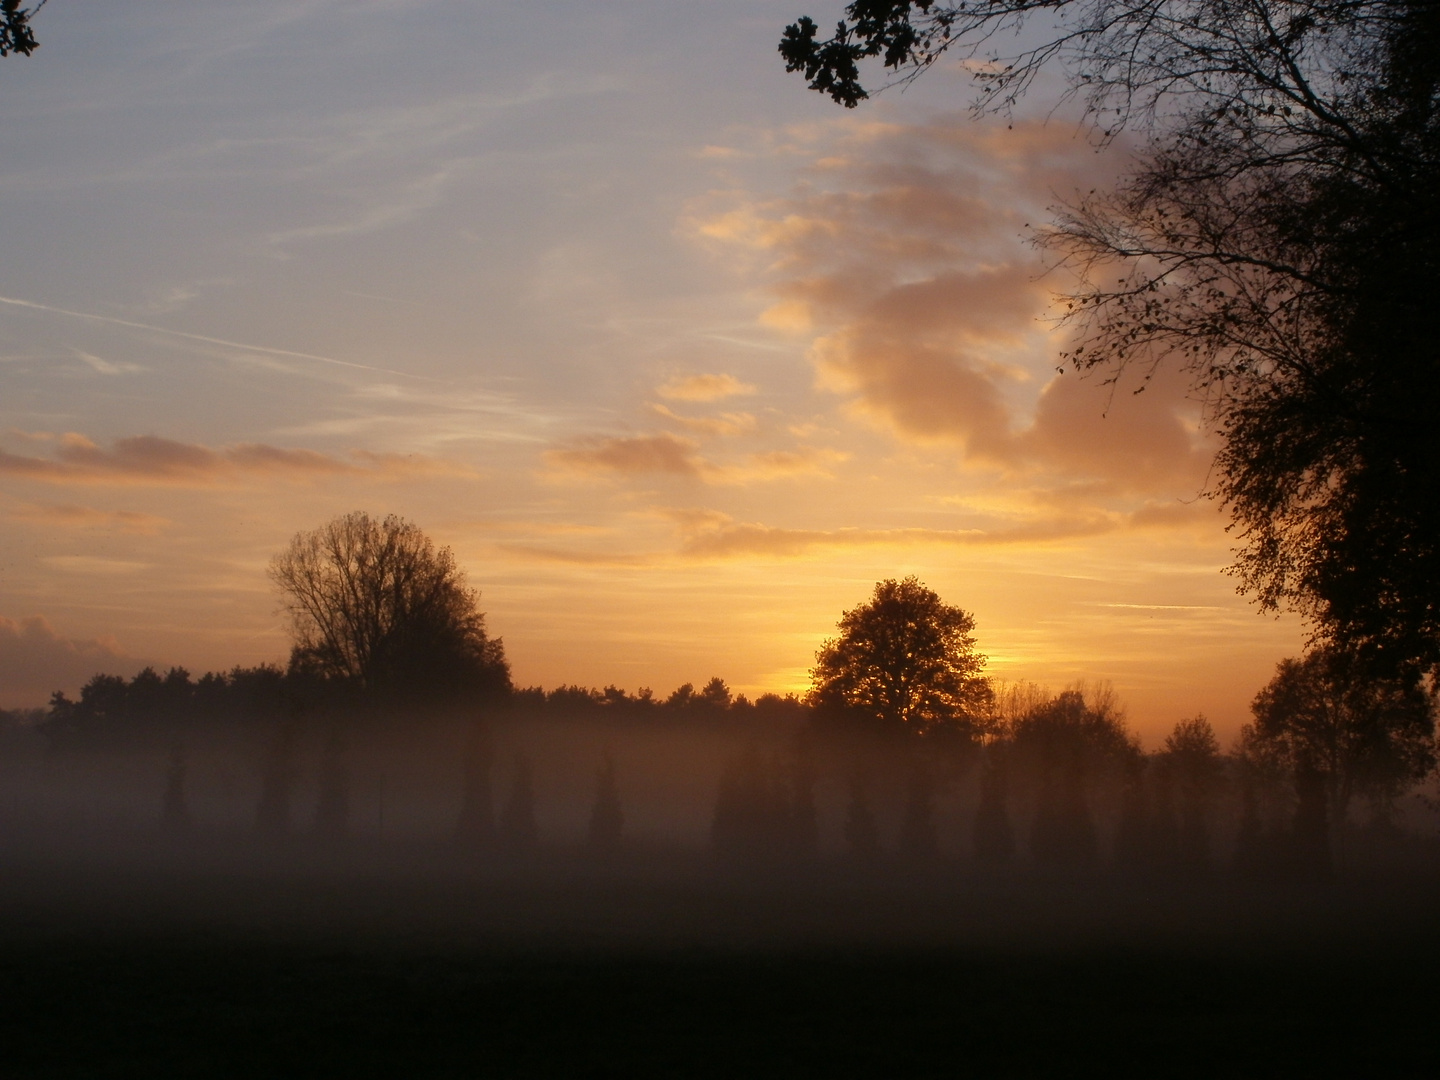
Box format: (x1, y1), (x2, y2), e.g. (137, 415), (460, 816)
(706, 683), (1436, 879)
(36, 666), (806, 746)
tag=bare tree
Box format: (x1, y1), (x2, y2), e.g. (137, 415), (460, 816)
(269, 512), (510, 708)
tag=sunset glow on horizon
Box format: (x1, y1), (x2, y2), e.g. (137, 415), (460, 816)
(0, 2), (1305, 742)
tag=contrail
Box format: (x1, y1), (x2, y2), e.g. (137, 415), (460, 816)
(0, 294), (441, 383)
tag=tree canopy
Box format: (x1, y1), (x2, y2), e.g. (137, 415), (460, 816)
(809, 576), (991, 735)
(1242, 647), (1436, 824)
(781, 1), (1440, 679)
(269, 511), (510, 710)
(0, 1), (42, 58)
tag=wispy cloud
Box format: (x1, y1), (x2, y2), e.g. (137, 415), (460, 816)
(5, 499), (169, 535)
(656, 373), (757, 402)
(0, 295), (436, 383)
(71, 349), (146, 376)
(647, 403), (756, 437)
(688, 117), (1212, 496)
(667, 501), (1215, 560)
(547, 434), (845, 485)
(548, 433), (703, 478)
(0, 432), (471, 487)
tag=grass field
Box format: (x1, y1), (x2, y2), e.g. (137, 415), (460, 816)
(2, 842), (1438, 1077)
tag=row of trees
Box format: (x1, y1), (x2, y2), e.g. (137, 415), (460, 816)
(39, 666), (807, 745)
(29, 516), (1438, 878)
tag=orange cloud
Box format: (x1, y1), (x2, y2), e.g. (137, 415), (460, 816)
(6, 500), (169, 535)
(547, 434), (845, 485)
(692, 118), (1208, 495)
(548, 433), (704, 478)
(667, 500), (1211, 560)
(0, 433), (468, 487)
(656, 373), (756, 401)
(647, 403), (757, 437)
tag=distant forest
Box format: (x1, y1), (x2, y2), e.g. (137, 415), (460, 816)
(0, 513), (1433, 882)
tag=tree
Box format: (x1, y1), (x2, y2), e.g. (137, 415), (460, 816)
(781, 2), (1440, 678)
(809, 576), (991, 735)
(269, 512), (510, 708)
(587, 753), (624, 851)
(1, 1), (42, 58)
(1244, 647), (1436, 830)
(1009, 687), (1137, 866)
(1162, 716), (1223, 866)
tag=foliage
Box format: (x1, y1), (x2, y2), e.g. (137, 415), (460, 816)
(809, 576), (991, 736)
(269, 512), (510, 709)
(1006, 685), (1137, 774)
(1242, 647), (1437, 823)
(45, 665), (288, 745)
(0, 1), (42, 58)
(780, 1), (1440, 677)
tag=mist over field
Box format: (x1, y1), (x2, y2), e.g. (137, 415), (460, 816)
(6, 0), (1440, 1073)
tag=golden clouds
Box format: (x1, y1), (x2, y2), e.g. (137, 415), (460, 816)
(548, 432), (704, 477)
(666, 503), (1205, 561)
(0, 432), (470, 487)
(647, 403), (757, 437)
(655, 373), (756, 401)
(691, 117), (1210, 496)
(5, 500), (168, 535)
(546, 434), (844, 485)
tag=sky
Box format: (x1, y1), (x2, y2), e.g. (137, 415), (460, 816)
(0, 0), (1305, 741)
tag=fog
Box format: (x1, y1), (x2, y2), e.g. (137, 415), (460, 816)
(4, 699), (1438, 958)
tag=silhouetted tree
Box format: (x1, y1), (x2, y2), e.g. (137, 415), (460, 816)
(269, 511), (510, 711)
(1247, 649), (1436, 836)
(0, 2), (41, 58)
(1010, 688), (1137, 868)
(781, 1), (1440, 679)
(499, 755), (537, 855)
(1112, 762), (1150, 870)
(789, 751), (820, 856)
(810, 577), (991, 736)
(587, 753), (624, 851)
(160, 744), (191, 834)
(697, 677), (733, 711)
(711, 746), (793, 861)
(972, 753), (1015, 865)
(1165, 716), (1224, 868)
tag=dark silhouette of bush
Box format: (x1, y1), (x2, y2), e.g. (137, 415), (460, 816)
(587, 754), (624, 852)
(972, 754), (1015, 866)
(160, 744), (191, 834)
(1009, 688), (1136, 868)
(499, 756), (537, 855)
(1164, 716), (1223, 870)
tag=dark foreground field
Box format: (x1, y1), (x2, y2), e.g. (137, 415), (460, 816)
(2, 840), (1438, 1077)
